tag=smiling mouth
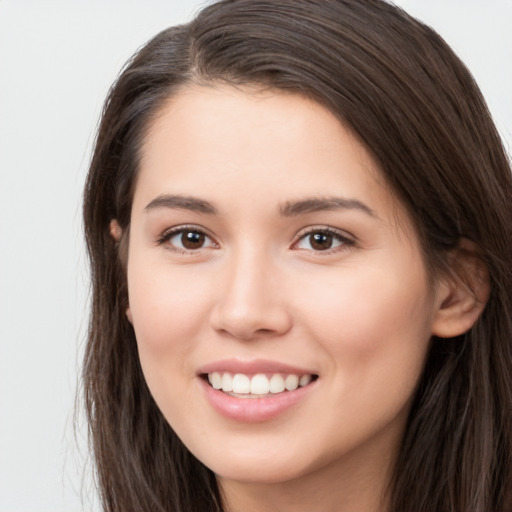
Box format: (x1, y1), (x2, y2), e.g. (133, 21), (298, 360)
(204, 372), (318, 398)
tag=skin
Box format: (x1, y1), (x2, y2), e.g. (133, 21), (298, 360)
(119, 84), (485, 512)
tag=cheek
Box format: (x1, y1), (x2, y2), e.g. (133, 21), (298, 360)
(288, 264), (434, 453)
(127, 260), (211, 351)
(125, 257), (214, 411)
(295, 262), (434, 375)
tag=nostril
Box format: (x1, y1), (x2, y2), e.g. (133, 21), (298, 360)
(254, 328), (277, 336)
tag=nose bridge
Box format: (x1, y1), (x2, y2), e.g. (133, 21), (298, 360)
(211, 241), (291, 339)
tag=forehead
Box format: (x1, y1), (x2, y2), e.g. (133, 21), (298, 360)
(134, 84), (409, 231)
(141, 83), (376, 167)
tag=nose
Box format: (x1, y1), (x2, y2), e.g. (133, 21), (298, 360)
(210, 248), (293, 341)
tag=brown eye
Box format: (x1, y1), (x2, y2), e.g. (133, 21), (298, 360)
(161, 227), (216, 252)
(181, 230), (206, 249)
(294, 228), (352, 253)
(309, 232), (333, 250)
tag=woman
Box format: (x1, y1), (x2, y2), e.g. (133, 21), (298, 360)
(82, 1), (512, 511)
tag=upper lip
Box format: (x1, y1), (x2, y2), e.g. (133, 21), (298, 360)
(197, 358), (317, 376)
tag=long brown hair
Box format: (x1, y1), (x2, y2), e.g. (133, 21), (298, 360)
(82, 1), (512, 510)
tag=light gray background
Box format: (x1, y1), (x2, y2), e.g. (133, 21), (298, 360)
(0, 1), (510, 511)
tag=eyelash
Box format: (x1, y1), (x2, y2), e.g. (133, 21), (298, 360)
(156, 225), (218, 253)
(292, 226), (355, 254)
(156, 225), (355, 254)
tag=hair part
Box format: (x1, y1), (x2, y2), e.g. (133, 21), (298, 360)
(82, 1), (512, 511)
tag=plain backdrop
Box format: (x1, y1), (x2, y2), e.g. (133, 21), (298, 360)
(0, 1), (510, 511)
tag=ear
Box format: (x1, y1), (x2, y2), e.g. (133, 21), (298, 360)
(109, 219), (122, 242)
(431, 239), (490, 338)
(109, 220), (133, 323)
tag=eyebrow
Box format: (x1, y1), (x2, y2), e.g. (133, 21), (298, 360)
(279, 197), (376, 217)
(145, 194), (218, 215)
(144, 194), (375, 218)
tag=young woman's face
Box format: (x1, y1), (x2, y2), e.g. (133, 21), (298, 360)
(125, 85), (443, 488)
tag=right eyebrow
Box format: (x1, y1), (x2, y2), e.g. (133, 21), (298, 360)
(144, 194), (218, 215)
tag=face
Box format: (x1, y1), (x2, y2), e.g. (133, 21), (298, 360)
(125, 85), (442, 488)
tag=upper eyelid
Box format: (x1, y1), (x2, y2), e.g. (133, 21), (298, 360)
(160, 224), (212, 237)
(157, 224), (217, 245)
(294, 225), (355, 242)
(156, 223), (356, 248)
(291, 226), (357, 255)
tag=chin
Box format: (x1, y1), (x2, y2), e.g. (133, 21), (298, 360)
(186, 434), (325, 486)
(213, 459), (308, 485)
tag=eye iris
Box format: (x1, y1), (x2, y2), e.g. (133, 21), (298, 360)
(182, 231), (205, 249)
(310, 232), (333, 250)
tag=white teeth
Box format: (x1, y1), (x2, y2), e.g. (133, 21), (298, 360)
(250, 374), (270, 395)
(207, 371), (314, 395)
(299, 374), (312, 387)
(232, 373), (251, 394)
(284, 374), (299, 391)
(269, 374), (285, 393)
(221, 372), (233, 392)
(208, 372), (222, 389)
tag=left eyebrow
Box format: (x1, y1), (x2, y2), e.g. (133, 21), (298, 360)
(279, 196), (376, 217)
(144, 194), (218, 215)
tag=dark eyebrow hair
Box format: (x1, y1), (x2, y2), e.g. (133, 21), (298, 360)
(280, 197), (376, 217)
(145, 194), (217, 215)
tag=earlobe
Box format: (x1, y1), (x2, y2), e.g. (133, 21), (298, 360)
(110, 219), (122, 242)
(111, 219), (131, 323)
(431, 239), (490, 338)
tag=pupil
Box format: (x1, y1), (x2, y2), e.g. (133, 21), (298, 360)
(310, 232), (332, 250)
(182, 231), (205, 249)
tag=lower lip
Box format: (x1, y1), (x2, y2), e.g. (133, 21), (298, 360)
(200, 378), (316, 423)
